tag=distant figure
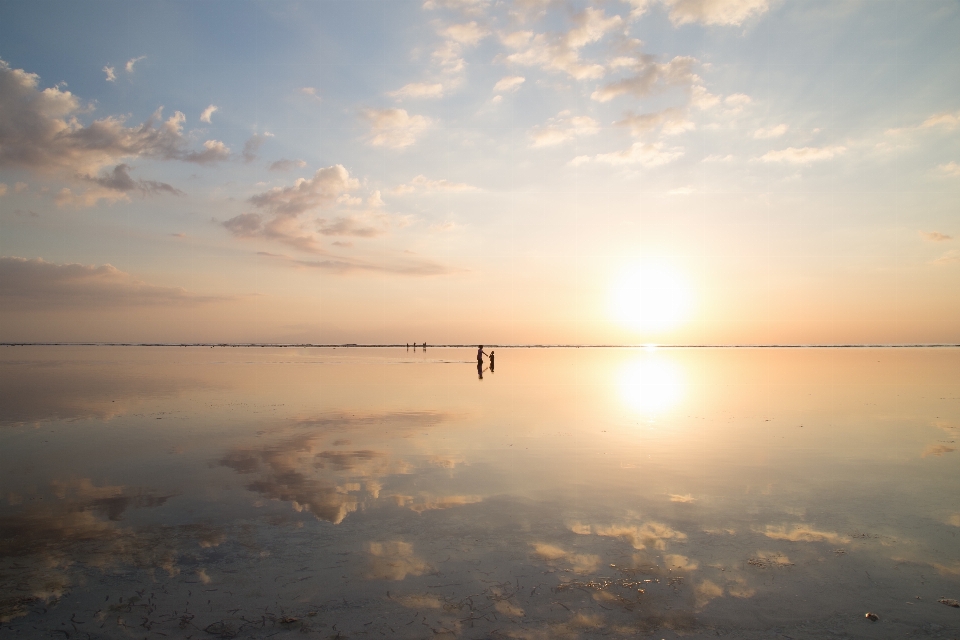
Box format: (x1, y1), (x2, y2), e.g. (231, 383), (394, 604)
(477, 345), (488, 365)
(489, 350), (495, 372)
(422, 342), (427, 351)
(477, 361), (484, 380)
(406, 343), (409, 351)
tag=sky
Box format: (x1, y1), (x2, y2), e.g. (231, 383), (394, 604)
(0, 0), (958, 345)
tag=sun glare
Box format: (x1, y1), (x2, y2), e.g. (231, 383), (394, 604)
(610, 263), (693, 334)
(617, 354), (685, 416)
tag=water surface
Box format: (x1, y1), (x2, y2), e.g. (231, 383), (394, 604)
(1, 346), (958, 638)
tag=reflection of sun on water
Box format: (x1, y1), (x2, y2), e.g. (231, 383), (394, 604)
(610, 263), (693, 333)
(618, 353), (685, 416)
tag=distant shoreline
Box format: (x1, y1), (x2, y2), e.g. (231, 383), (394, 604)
(2, 343), (958, 349)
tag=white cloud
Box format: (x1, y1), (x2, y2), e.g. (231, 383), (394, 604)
(591, 56), (698, 102)
(0, 59), (230, 177)
(102, 65), (116, 82)
(530, 111), (599, 147)
(754, 123), (788, 139)
(760, 145), (846, 163)
(703, 153), (734, 162)
(223, 165), (365, 252)
(200, 104), (218, 123)
(125, 56), (146, 73)
(921, 111), (960, 129)
(442, 21), (489, 45)
(502, 7), (622, 80)
(662, 0), (769, 26)
(393, 175), (479, 194)
(362, 108), (430, 148)
(723, 92), (752, 113)
(0, 257), (219, 308)
(390, 82), (445, 99)
(691, 84), (721, 109)
(493, 75), (525, 92)
(939, 161), (960, 177)
(571, 141), (683, 167)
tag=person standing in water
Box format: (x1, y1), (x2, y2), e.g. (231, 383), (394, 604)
(477, 345), (488, 365)
(489, 350), (495, 372)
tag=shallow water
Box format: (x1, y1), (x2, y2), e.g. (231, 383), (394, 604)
(0, 346), (958, 639)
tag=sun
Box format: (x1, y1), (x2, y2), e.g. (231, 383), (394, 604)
(609, 263), (693, 334)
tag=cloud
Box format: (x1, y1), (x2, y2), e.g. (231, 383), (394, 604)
(501, 7), (622, 80)
(493, 75), (525, 92)
(932, 249), (960, 265)
(703, 153), (734, 162)
(362, 108), (430, 148)
(615, 107), (694, 136)
(248, 165), (359, 217)
(921, 110), (960, 129)
(367, 541), (430, 580)
(268, 158), (307, 172)
(571, 141), (683, 167)
(286, 255), (458, 276)
(199, 104), (218, 123)
(442, 21), (490, 45)
(760, 525), (849, 544)
(102, 65), (116, 82)
(0, 59), (231, 176)
(125, 56), (146, 73)
(754, 123), (788, 139)
(530, 111), (599, 147)
(920, 231), (952, 242)
(0, 257), (221, 308)
(661, 0), (769, 26)
(923, 444), (956, 457)
(389, 82), (445, 100)
(242, 132), (272, 162)
(422, 0), (489, 15)
(531, 543), (600, 574)
(939, 161), (960, 177)
(760, 145), (846, 163)
(591, 55), (698, 102)
(80, 163), (183, 197)
(318, 216), (384, 238)
(393, 174), (479, 194)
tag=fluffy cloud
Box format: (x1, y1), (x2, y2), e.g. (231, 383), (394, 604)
(362, 108), (430, 148)
(754, 123), (788, 139)
(0, 59), (230, 177)
(389, 82), (445, 99)
(591, 55), (698, 102)
(223, 165), (370, 251)
(571, 141), (683, 167)
(760, 145), (846, 163)
(501, 7), (622, 80)
(125, 56), (146, 73)
(661, 0), (770, 26)
(199, 104), (218, 123)
(493, 75), (525, 92)
(0, 257), (219, 308)
(530, 111), (599, 147)
(83, 163), (182, 196)
(393, 174), (479, 194)
(102, 65), (116, 82)
(920, 231), (952, 242)
(932, 249), (960, 265)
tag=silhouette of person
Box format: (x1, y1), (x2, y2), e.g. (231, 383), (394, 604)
(477, 361), (484, 380)
(477, 345), (488, 365)
(406, 343), (409, 351)
(422, 342), (426, 351)
(489, 350), (495, 372)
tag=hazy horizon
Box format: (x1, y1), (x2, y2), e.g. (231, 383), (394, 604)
(1, 1), (959, 344)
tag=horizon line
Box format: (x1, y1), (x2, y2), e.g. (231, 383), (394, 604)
(2, 342), (959, 349)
